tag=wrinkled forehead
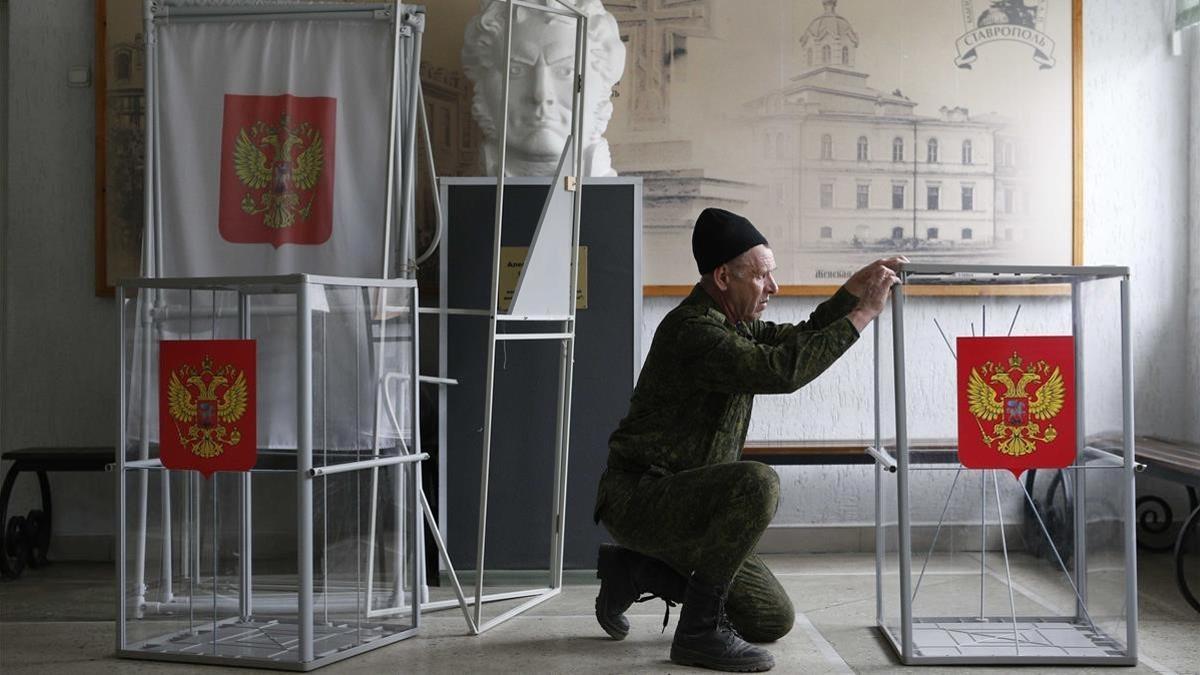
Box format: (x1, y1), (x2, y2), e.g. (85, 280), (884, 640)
(741, 245), (776, 273)
(510, 17), (578, 65)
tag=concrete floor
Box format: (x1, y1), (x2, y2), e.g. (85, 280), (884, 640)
(1, 551), (1196, 674)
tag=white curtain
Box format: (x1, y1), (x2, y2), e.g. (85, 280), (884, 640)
(157, 17), (394, 278)
(129, 15), (404, 451)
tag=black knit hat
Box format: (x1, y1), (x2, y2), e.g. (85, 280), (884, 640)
(691, 208), (769, 274)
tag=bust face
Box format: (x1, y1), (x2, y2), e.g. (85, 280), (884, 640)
(463, 1), (625, 176)
(505, 18), (579, 165)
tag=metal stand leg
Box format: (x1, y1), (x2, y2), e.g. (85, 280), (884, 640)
(980, 470), (987, 619)
(160, 471), (173, 603)
(992, 471), (1019, 655)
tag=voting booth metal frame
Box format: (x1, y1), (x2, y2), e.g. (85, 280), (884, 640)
(116, 275), (426, 670)
(433, 0), (590, 635)
(124, 0), (594, 646)
(116, 0), (433, 669)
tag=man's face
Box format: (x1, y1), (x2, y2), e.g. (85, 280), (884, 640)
(722, 245), (779, 323)
(504, 18), (578, 162)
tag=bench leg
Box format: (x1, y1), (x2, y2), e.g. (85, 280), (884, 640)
(29, 471), (52, 567)
(1136, 495), (1177, 552)
(0, 465), (27, 579)
(1176, 489), (1200, 615)
(1022, 469), (1075, 563)
(0, 465), (53, 579)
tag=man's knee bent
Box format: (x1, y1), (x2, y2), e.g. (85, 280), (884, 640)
(737, 612), (794, 643)
(730, 461), (780, 525)
(729, 600), (794, 643)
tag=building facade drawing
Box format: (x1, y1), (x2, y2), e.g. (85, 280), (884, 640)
(743, 0), (1029, 259)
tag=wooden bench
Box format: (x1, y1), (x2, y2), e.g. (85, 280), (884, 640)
(1116, 436), (1200, 613)
(0, 447), (115, 579)
(747, 436), (1200, 615)
(743, 439), (874, 465)
(742, 439), (957, 467)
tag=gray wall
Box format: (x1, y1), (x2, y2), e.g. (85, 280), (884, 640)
(1, 0), (9, 455)
(3, 1), (115, 558)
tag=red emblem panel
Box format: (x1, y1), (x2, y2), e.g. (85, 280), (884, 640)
(159, 340), (257, 477)
(218, 94), (336, 247)
(956, 336), (1076, 477)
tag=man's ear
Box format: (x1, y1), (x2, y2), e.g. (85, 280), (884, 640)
(712, 264), (732, 291)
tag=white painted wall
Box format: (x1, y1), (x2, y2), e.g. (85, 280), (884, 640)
(0, 1), (1194, 559)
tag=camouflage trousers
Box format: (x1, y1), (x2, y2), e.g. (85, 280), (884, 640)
(595, 460), (794, 642)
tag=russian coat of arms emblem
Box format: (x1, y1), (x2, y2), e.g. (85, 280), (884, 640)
(956, 336), (1075, 476)
(159, 340), (257, 477)
(218, 94), (336, 247)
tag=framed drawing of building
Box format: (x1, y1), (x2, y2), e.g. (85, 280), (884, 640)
(95, 0), (146, 296)
(604, 0), (1082, 295)
(96, 0), (1082, 297)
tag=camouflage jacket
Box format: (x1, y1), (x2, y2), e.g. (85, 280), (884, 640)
(603, 284), (860, 476)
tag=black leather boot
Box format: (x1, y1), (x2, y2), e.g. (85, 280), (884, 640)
(669, 574), (775, 672)
(595, 543), (688, 640)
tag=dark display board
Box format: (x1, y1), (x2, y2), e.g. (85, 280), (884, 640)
(440, 178), (641, 570)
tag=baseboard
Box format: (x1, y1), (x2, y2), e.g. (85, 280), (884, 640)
(435, 568), (598, 587)
(46, 534), (115, 562)
(44, 522), (1066, 566)
(757, 523), (1028, 554)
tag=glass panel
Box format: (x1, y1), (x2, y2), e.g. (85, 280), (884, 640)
(872, 310), (903, 641)
(311, 463), (418, 651)
(1077, 278), (1129, 652)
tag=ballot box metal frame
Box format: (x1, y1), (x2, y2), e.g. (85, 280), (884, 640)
(871, 264), (1138, 666)
(116, 274), (425, 671)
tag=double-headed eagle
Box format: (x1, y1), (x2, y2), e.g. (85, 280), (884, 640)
(233, 114), (324, 230)
(167, 356), (249, 459)
(965, 352), (1065, 457)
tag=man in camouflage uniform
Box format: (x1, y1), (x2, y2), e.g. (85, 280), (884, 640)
(592, 208), (902, 672)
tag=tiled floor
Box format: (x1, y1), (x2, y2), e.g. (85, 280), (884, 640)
(1, 551), (1196, 673)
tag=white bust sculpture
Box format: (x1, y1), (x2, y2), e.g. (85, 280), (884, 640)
(462, 0), (626, 177)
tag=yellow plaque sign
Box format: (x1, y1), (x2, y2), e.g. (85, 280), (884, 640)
(497, 246), (588, 312)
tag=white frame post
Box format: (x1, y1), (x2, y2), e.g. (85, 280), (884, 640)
(296, 282), (314, 664)
(1071, 279), (1088, 617)
(891, 279), (914, 663)
(1120, 276), (1138, 659)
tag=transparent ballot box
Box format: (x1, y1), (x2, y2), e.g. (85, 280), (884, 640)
(872, 264), (1137, 666)
(116, 275), (425, 670)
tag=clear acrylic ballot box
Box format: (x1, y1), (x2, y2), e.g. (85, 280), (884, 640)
(115, 274), (425, 670)
(872, 264), (1137, 665)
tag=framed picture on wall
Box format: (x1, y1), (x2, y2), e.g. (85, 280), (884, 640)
(96, 0), (1083, 297)
(601, 0), (1082, 295)
(94, 0), (146, 296)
